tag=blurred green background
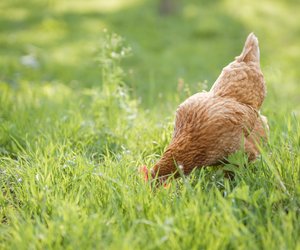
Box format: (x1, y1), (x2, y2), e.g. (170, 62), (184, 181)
(1, 0), (299, 110)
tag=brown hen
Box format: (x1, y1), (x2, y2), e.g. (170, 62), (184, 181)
(151, 33), (269, 180)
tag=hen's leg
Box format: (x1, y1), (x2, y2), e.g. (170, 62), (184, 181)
(245, 114), (269, 161)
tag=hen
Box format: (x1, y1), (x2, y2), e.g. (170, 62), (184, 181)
(150, 33), (269, 180)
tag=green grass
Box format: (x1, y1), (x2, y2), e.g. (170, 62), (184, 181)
(1, 0), (300, 249)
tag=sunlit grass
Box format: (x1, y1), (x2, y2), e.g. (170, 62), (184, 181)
(0, 0), (300, 249)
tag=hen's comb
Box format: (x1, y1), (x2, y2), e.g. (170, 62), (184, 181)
(139, 165), (171, 189)
(139, 165), (149, 182)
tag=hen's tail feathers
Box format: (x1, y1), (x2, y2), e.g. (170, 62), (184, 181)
(235, 33), (260, 64)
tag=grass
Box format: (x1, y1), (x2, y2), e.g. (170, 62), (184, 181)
(0, 0), (300, 249)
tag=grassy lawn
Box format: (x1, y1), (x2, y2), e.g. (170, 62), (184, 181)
(0, 0), (300, 249)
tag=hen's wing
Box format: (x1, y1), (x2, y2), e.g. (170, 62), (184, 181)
(165, 93), (259, 174)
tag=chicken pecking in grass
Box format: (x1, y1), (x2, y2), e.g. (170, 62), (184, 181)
(142, 33), (269, 183)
